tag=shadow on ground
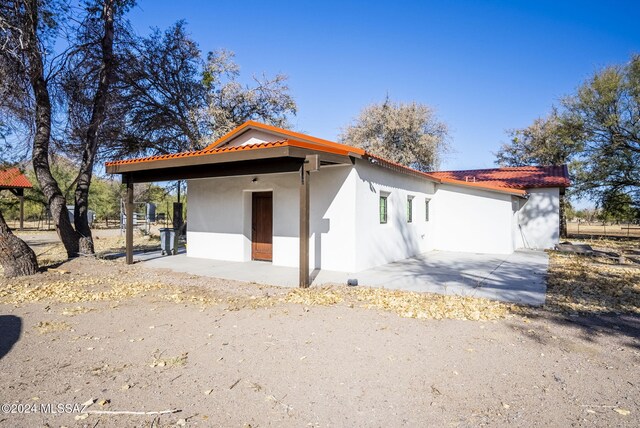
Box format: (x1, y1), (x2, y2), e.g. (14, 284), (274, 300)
(0, 315), (22, 360)
(512, 310), (640, 351)
(515, 248), (640, 350)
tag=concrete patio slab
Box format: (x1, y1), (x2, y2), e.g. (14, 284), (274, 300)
(136, 249), (548, 306)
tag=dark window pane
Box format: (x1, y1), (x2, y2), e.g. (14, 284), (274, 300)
(379, 196), (387, 224)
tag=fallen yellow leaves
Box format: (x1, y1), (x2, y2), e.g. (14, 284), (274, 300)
(0, 275), (163, 305)
(15, 238), (639, 322)
(281, 286), (516, 321)
(546, 252), (640, 315)
(350, 287), (515, 321)
(283, 287), (344, 306)
(1, 263), (519, 321)
(178, 284), (516, 321)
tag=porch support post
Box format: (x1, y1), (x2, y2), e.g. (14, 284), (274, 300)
(17, 188), (24, 230)
(299, 155), (319, 288)
(299, 165), (310, 288)
(125, 176), (134, 265)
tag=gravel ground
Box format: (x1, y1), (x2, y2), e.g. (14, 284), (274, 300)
(0, 248), (639, 427)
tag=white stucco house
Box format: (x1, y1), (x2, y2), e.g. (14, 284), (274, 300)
(106, 121), (569, 286)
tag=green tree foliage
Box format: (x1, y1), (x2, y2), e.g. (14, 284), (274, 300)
(495, 54), (640, 213)
(601, 192), (638, 223)
(495, 108), (582, 166)
(565, 55), (640, 207)
(340, 98), (449, 172)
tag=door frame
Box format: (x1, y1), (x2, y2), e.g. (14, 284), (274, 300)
(251, 191), (273, 261)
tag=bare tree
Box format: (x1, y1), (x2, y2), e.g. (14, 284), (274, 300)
(203, 49), (296, 140)
(2, 10), (295, 267)
(63, 0), (132, 254)
(110, 23), (297, 159)
(111, 21), (206, 157)
(340, 98), (449, 172)
(0, 0), (82, 258)
(1, 0), (133, 258)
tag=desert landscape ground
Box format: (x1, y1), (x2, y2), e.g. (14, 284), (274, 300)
(0, 230), (638, 427)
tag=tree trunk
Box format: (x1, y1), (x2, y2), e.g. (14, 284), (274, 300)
(26, 0), (80, 257)
(0, 210), (38, 278)
(74, 0), (117, 255)
(559, 193), (568, 239)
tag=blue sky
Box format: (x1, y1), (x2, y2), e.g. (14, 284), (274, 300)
(129, 0), (640, 171)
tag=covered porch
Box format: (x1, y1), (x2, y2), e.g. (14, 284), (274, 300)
(106, 141), (359, 287)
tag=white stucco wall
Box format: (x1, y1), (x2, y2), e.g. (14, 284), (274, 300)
(353, 160), (436, 271)
(186, 165), (358, 271)
(431, 184), (515, 254)
(513, 187), (560, 249)
(186, 151), (562, 271)
(309, 166), (358, 271)
(221, 129), (281, 147)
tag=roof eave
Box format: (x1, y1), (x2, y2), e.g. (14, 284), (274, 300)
(439, 179), (528, 196)
(363, 155), (441, 183)
(105, 143), (355, 175)
(0, 184), (33, 190)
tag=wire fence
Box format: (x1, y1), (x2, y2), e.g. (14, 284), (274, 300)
(567, 221), (640, 238)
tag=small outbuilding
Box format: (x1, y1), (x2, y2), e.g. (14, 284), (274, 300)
(0, 167), (33, 230)
(106, 121), (569, 286)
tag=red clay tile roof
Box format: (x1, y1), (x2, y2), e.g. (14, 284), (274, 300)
(0, 167), (33, 189)
(105, 138), (361, 167)
(429, 165), (570, 189)
(106, 121), (570, 196)
(107, 140), (289, 166)
(356, 154), (526, 195)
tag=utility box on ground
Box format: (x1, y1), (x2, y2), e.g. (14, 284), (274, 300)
(160, 228), (177, 255)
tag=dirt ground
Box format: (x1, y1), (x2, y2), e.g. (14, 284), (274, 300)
(0, 233), (639, 427)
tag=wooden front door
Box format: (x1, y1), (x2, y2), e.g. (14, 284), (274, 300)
(251, 192), (273, 261)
